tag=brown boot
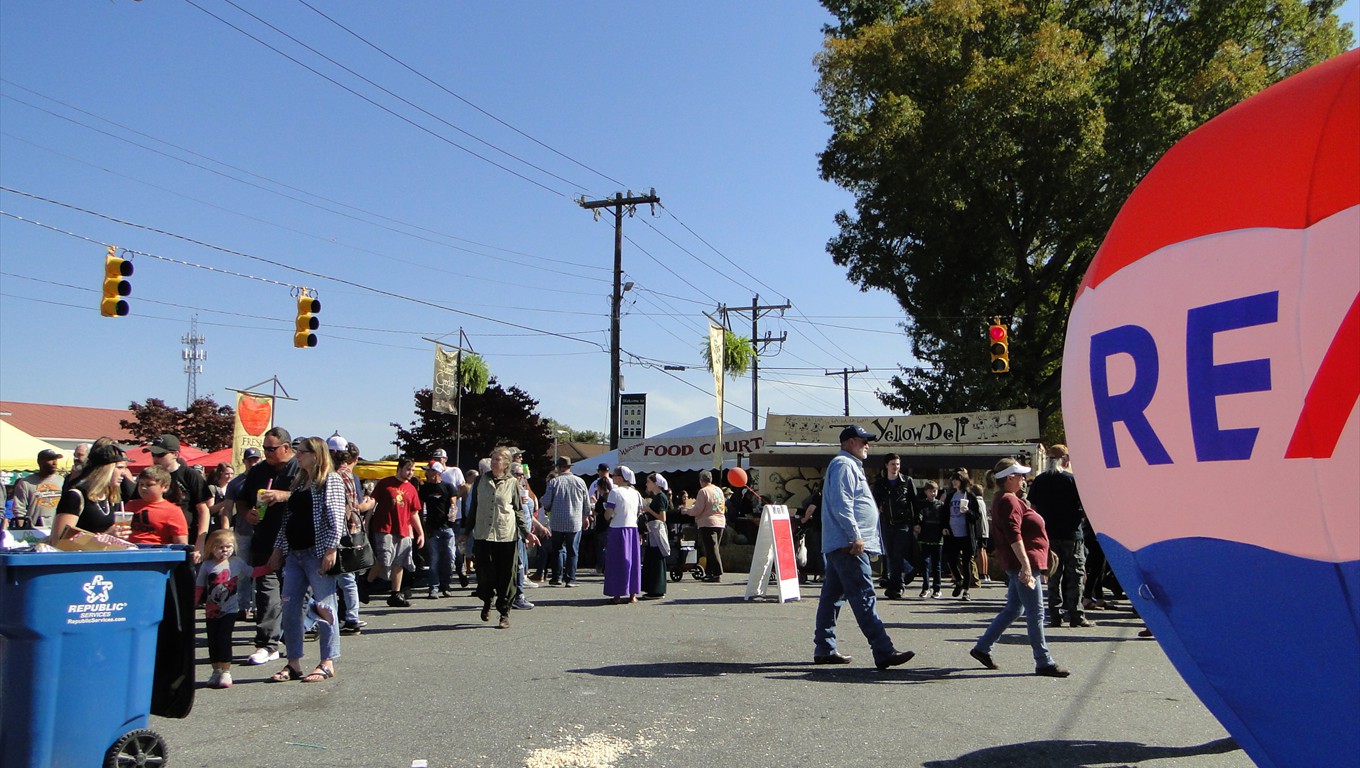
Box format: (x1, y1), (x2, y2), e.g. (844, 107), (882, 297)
(497, 613), (510, 629)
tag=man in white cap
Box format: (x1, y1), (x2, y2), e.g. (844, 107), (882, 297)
(813, 425), (915, 670)
(430, 448), (466, 490)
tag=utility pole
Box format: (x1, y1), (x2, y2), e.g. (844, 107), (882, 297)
(824, 366), (869, 417)
(181, 314), (206, 408)
(578, 189), (659, 449)
(722, 295), (790, 430)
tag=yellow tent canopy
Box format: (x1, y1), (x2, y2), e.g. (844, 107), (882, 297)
(0, 420), (72, 473)
(353, 460), (399, 481)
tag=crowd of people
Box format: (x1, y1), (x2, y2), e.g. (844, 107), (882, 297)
(4, 426), (1128, 689)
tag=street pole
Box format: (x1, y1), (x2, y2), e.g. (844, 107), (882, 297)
(824, 366), (869, 417)
(578, 190), (660, 449)
(723, 295), (789, 430)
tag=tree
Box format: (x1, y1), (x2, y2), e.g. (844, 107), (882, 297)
(121, 399), (182, 446)
(544, 418), (607, 445)
(121, 396), (236, 451)
(390, 379), (554, 480)
(179, 398), (235, 452)
(816, 0), (1351, 439)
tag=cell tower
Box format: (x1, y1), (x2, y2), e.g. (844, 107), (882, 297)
(182, 315), (206, 407)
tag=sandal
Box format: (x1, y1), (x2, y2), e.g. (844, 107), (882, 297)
(268, 666), (303, 683)
(300, 665), (335, 683)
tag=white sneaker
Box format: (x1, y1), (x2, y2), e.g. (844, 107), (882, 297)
(217, 671), (233, 689)
(246, 647), (279, 665)
(523, 579), (539, 589)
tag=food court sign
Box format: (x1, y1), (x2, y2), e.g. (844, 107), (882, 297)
(765, 410), (1040, 446)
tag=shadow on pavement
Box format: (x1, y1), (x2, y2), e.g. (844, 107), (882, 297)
(922, 737), (1241, 767)
(568, 660), (983, 684)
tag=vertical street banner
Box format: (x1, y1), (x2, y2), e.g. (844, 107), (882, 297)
(232, 393), (273, 469)
(709, 323), (725, 469)
(432, 344), (458, 415)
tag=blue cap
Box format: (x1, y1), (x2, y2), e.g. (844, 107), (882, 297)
(838, 425), (876, 443)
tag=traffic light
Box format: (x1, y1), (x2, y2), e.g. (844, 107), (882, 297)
(988, 317), (1009, 373)
(101, 246), (132, 317)
(294, 292), (320, 348)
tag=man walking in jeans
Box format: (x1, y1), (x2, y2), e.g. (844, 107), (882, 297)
(540, 457), (589, 586)
(814, 425), (915, 670)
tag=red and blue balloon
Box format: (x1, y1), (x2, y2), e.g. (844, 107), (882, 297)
(1063, 50), (1358, 768)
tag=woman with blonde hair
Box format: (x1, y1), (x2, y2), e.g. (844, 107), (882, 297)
(968, 458), (1069, 678)
(49, 442), (128, 542)
(265, 436), (346, 683)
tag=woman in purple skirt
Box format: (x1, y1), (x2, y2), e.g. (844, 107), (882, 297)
(602, 465), (643, 604)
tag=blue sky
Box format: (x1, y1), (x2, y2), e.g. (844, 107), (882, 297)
(1, 2), (1355, 458)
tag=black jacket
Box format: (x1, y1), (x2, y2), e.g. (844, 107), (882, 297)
(1027, 470), (1085, 539)
(872, 474), (920, 527)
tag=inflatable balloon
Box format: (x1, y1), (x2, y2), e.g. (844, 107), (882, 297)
(1063, 50), (1358, 768)
(726, 467), (748, 488)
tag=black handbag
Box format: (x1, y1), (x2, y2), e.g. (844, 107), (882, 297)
(329, 525), (374, 575)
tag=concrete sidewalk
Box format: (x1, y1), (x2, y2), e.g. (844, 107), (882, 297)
(151, 573), (1249, 768)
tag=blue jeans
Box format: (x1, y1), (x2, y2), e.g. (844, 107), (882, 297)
(974, 569), (1055, 668)
(814, 549), (898, 662)
(426, 528), (457, 591)
(551, 529), (581, 583)
(336, 572), (360, 623)
(920, 542), (944, 591)
(282, 550), (340, 664)
(882, 525), (915, 594)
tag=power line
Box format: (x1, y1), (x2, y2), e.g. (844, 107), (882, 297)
(293, 0), (628, 190)
(0, 193), (609, 349)
(180, 0), (574, 198)
(0, 85), (611, 276)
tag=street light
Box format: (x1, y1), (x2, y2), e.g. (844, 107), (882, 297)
(552, 429), (569, 467)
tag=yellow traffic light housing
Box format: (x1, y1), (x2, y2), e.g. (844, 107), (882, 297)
(101, 246), (132, 317)
(294, 292), (320, 348)
(989, 317), (1009, 373)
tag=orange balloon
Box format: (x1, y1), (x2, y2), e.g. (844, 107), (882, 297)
(726, 467), (747, 488)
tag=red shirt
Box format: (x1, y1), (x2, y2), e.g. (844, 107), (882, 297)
(371, 477), (421, 537)
(126, 498), (190, 545)
(990, 492), (1050, 573)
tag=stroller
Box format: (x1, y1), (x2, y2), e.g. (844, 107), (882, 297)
(667, 520), (704, 581)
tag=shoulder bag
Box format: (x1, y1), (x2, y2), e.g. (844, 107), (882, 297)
(329, 520), (375, 575)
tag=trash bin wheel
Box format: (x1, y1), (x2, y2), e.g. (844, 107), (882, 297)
(690, 566), (706, 580)
(105, 728), (168, 767)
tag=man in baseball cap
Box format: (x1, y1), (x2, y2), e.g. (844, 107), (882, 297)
(813, 423), (916, 670)
(11, 448), (65, 529)
(149, 434), (212, 562)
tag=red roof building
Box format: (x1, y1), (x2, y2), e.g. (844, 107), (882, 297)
(0, 401), (137, 452)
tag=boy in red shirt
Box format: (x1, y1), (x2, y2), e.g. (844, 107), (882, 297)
(126, 466), (190, 546)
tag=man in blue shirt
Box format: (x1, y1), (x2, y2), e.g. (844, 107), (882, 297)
(814, 425), (915, 670)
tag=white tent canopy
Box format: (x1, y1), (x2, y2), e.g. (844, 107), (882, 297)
(583, 417), (762, 474)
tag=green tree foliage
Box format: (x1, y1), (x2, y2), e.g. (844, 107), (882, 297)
(120, 396), (235, 451)
(390, 380), (554, 480)
(544, 418), (607, 445)
(699, 329), (755, 380)
(816, 0), (1351, 439)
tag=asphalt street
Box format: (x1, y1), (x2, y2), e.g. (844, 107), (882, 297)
(150, 573), (1251, 768)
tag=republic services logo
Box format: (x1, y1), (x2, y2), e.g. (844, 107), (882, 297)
(83, 574), (113, 604)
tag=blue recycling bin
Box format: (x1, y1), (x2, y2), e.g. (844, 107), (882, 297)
(0, 548), (188, 768)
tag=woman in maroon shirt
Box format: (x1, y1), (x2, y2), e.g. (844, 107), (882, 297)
(968, 458), (1071, 678)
